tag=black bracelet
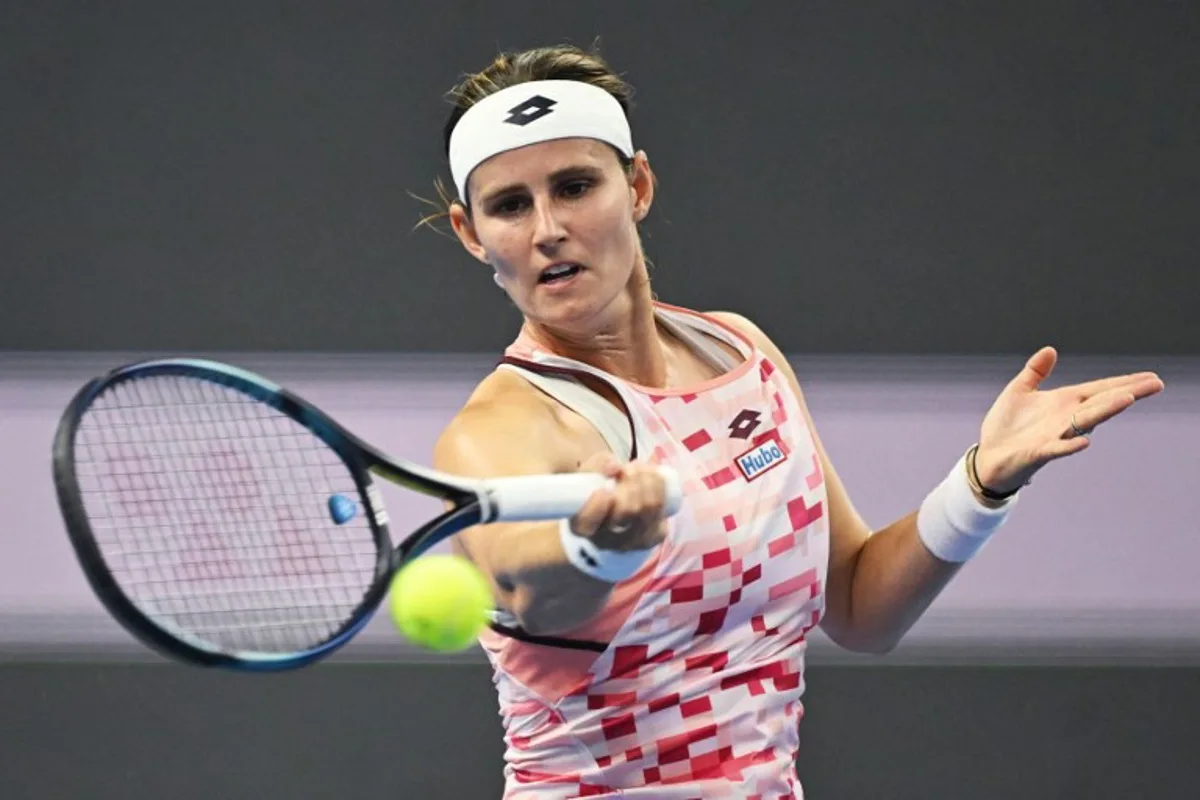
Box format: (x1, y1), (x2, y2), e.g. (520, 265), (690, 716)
(966, 444), (1023, 502)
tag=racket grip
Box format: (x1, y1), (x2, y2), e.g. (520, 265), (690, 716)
(482, 466), (683, 522)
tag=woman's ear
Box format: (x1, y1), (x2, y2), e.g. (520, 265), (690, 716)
(449, 202), (489, 264)
(630, 150), (655, 223)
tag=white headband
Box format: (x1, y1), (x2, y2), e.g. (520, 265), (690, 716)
(448, 79), (634, 202)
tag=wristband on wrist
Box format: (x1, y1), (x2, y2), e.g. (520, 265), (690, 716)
(916, 450), (1019, 563)
(559, 518), (657, 583)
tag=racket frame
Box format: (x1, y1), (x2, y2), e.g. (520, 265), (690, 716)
(51, 358), (486, 670)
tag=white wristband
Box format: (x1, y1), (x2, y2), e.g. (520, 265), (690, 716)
(917, 453), (1018, 563)
(558, 518), (658, 583)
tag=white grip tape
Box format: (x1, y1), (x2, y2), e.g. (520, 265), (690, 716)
(916, 453), (1017, 563)
(482, 466), (683, 522)
(559, 518), (658, 583)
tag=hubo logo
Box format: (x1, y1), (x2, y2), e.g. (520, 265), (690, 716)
(504, 95), (557, 126)
(735, 435), (788, 482)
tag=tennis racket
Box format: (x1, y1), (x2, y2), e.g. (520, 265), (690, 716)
(51, 358), (682, 671)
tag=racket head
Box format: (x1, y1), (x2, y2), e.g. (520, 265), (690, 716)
(52, 358), (401, 670)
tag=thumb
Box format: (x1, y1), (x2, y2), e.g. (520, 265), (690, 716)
(1010, 346), (1058, 392)
(569, 451), (622, 537)
(569, 483), (617, 538)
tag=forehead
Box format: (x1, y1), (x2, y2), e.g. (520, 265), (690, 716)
(468, 138), (619, 195)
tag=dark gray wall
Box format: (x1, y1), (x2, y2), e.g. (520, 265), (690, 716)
(4, 0), (1197, 354)
(2, 660), (1198, 800)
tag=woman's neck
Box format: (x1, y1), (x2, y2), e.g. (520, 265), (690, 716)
(521, 261), (672, 388)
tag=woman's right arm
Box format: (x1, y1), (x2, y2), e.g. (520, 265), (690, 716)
(432, 385), (670, 636)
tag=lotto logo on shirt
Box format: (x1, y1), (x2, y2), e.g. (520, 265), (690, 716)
(735, 433), (788, 482)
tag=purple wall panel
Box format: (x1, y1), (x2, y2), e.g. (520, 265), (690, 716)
(2, 353), (1195, 653)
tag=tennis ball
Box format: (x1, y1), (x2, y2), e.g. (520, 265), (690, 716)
(388, 554), (493, 652)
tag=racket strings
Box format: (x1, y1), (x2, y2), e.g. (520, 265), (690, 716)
(73, 374), (380, 655)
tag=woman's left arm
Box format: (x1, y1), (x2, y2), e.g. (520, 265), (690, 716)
(709, 311), (1164, 654)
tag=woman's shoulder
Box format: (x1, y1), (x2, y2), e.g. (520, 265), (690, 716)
(447, 367), (557, 433)
(702, 309), (808, 389)
(432, 366), (577, 476)
(700, 309), (770, 344)
(693, 308), (784, 362)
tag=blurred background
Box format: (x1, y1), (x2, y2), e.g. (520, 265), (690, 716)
(2, 1), (1198, 797)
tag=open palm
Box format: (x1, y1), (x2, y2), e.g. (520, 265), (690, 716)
(973, 347), (1165, 495)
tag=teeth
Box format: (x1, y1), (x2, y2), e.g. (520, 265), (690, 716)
(542, 264), (579, 281)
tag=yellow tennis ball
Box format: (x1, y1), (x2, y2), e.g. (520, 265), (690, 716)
(388, 554), (493, 652)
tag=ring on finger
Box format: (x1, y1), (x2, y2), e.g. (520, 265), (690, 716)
(1069, 413), (1091, 438)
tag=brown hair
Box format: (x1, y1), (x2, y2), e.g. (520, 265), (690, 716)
(416, 43), (638, 231)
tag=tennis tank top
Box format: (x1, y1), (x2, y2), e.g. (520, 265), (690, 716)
(479, 303), (829, 799)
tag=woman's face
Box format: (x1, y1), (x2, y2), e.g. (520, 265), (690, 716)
(451, 137), (654, 331)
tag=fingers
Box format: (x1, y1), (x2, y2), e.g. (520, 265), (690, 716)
(1009, 347), (1058, 392)
(1037, 373), (1163, 468)
(570, 484), (619, 538)
(1043, 432), (1092, 460)
(1059, 385), (1141, 442)
(1012, 347), (1165, 402)
(1072, 371), (1164, 402)
(570, 452), (622, 536)
(1070, 383), (1132, 434)
(606, 464), (660, 530)
(1134, 374), (1167, 399)
(570, 457), (669, 552)
(1042, 370), (1164, 457)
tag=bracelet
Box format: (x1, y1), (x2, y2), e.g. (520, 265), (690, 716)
(559, 518), (658, 583)
(965, 443), (1024, 503)
(916, 452), (1018, 563)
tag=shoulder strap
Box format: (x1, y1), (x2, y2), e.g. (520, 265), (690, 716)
(497, 363), (634, 462)
(654, 307), (743, 373)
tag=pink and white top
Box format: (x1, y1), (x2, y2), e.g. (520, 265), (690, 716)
(479, 304), (830, 799)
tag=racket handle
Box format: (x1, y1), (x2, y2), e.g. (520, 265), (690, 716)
(481, 466), (683, 522)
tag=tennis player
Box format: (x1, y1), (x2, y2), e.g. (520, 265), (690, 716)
(427, 44), (1164, 798)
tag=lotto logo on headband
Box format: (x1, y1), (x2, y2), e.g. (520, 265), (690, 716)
(504, 95), (557, 126)
(448, 80), (634, 201)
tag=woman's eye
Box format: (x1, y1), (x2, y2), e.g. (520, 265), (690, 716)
(560, 180), (592, 198)
(491, 197), (528, 215)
